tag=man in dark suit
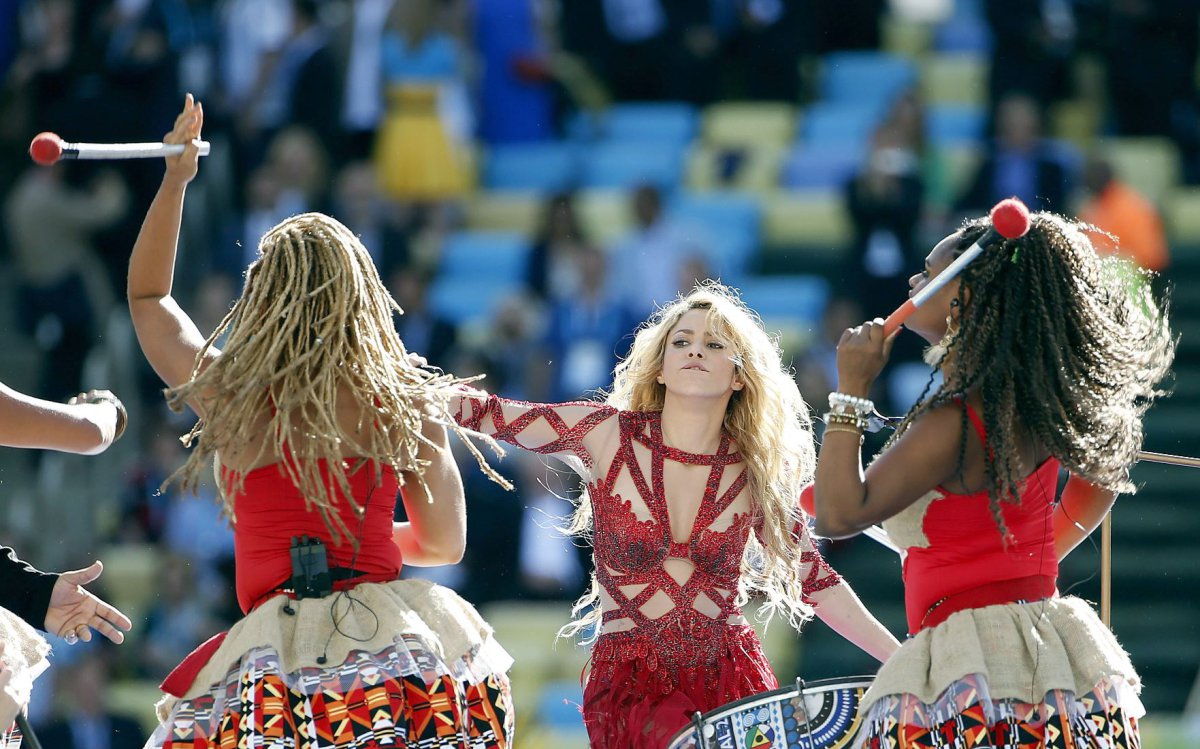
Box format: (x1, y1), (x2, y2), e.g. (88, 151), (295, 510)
(35, 654), (146, 749)
(956, 92), (1073, 216)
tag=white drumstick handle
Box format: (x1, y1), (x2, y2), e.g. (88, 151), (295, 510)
(63, 140), (211, 160)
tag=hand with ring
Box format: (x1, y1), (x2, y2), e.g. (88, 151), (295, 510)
(45, 560), (133, 645)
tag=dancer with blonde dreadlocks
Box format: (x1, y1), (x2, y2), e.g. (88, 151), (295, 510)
(449, 283), (899, 748)
(812, 211), (1174, 748)
(128, 95), (514, 748)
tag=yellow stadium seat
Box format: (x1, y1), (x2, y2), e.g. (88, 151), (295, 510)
(107, 679), (165, 736)
(686, 144), (787, 194)
(1050, 99), (1102, 148)
(702, 102), (799, 149)
(576, 189), (634, 244)
(919, 54), (987, 106)
(762, 190), (852, 251)
(1164, 188), (1200, 246)
(1095, 137), (1181, 206)
(883, 16), (932, 58)
(97, 544), (162, 615)
(463, 191), (542, 235)
(937, 142), (984, 205)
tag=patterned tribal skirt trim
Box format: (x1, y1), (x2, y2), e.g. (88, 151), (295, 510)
(145, 580), (514, 749)
(857, 673), (1140, 749)
(145, 634), (514, 749)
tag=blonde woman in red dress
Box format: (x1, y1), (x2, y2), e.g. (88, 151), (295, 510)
(453, 283), (900, 747)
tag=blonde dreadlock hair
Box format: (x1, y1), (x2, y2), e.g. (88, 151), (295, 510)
(559, 282), (818, 642)
(165, 212), (507, 542)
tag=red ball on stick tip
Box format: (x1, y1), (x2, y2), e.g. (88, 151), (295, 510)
(28, 132), (64, 166)
(989, 197), (1031, 239)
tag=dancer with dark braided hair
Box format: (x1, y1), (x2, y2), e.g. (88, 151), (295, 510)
(813, 211), (1173, 748)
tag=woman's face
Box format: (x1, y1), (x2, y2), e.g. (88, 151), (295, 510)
(657, 308), (744, 400)
(904, 232), (963, 343)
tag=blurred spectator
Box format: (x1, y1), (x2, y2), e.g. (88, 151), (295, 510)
(334, 0), (396, 161)
(375, 0), (473, 202)
(515, 456), (586, 600)
(227, 164), (285, 274)
(794, 296), (868, 410)
(472, 0), (556, 143)
(138, 554), (225, 680)
(984, 0), (1077, 114)
(332, 160), (412, 270)
(118, 417), (188, 544)
(35, 651), (146, 749)
(527, 191), (588, 302)
(722, 0), (805, 101)
(811, 0), (886, 54)
(389, 265), (458, 370)
(246, 0), (341, 163)
(543, 245), (634, 401)
(844, 122), (925, 320)
(675, 253), (717, 297)
(161, 472), (236, 602)
(610, 183), (697, 316)
(1079, 156), (1169, 273)
(4, 165), (128, 401)
(263, 125), (331, 215)
(955, 92), (1071, 218)
(453, 294), (548, 400)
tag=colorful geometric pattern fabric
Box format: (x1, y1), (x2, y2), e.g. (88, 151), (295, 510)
(1, 723), (19, 749)
(858, 673), (1139, 749)
(151, 639), (513, 749)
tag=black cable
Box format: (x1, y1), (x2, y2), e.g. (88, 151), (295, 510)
(317, 474), (382, 666)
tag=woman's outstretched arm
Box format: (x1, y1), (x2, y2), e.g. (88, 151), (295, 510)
(127, 94), (218, 412)
(0, 383), (122, 455)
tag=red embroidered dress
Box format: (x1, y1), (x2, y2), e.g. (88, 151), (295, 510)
(458, 395), (843, 748)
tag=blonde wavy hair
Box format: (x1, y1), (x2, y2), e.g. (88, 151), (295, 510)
(561, 282), (817, 641)
(164, 212), (505, 542)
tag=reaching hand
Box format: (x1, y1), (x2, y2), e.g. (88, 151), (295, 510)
(67, 389), (127, 442)
(43, 561), (133, 646)
(163, 93), (204, 186)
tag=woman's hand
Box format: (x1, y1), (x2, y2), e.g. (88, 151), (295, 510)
(44, 561), (133, 645)
(163, 93), (204, 187)
(835, 318), (897, 397)
(67, 389), (127, 442)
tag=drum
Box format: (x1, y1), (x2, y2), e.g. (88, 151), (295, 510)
(667, 676), (873, 749)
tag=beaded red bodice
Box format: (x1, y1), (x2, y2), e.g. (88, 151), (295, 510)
(458, 394), (842, 670)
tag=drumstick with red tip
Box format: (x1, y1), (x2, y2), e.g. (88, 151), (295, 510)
(882, 197), (1032, 336)
(28, 132), (210, 165)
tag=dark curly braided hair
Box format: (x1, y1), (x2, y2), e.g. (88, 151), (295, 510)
(890, 212), (1175, 536)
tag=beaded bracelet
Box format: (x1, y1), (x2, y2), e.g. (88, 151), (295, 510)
(828, 391), (874, 417)
(83, 392), (128, 441)
(824, 411), (870, 431)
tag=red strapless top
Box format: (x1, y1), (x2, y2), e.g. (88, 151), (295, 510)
(902, 403), (1060, 634)
(229, 457), (402, 613)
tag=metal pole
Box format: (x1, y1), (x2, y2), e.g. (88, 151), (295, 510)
(1137, 450), (1200, 469)
(1100, 513), (1112, 627)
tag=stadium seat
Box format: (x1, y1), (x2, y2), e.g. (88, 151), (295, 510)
(668, 192), (762, 280)
(1165, 188), (1200, 246)
(800, 102), (888, 149)
(428, 275), (520, 327)
(568, 102), (698, 145)
(685, 143), (787, 193)
(1094, 137), (1181, 205)
(762, 190), (852, 251)
(576, 189), (634, 244)
(933, 13), (993, 54)
(702, 102), (799, 149)
(484, 142), (579, 192)
(926, 104), (987, 146)
(920, 54), (987, 106)
(737, 275), (831, 329)
(438, 231), (531, 283)
(819, 51), (917, 108)
(579, 141), (686, 190)
(937, 142), (984, 202)
(779, 145), (864, 190)
(463, 191), (543, 234)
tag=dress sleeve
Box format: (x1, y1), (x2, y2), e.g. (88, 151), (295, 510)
(455, 393), (618, 472)
(793, 513), (845, 606)
(0, 545), (57, 630)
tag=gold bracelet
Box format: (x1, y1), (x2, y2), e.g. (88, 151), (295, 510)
(823, 424), (865, 440)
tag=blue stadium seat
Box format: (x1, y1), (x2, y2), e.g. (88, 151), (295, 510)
(537, 679), (587, 730)
(568, 102), (699, 144)
(667, 192), (762, 279)
(779, 145), (864, 190)
(484, 142), (578, 192)
(926, 105), (987, 145)
(579, 141), (685, 190)
(438, 230), (531, 283)
(933, 14), (993, 54)
(737, 275), (831, 328)
(801, 101), (889, 149)
(427, 276), (518, 326)
(820, 51), (917, 107)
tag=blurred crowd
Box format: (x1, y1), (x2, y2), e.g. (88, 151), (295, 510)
(0, 0), (1195, 742)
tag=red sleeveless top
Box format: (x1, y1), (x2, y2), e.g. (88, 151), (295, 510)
(901, 403), (1060, 634)
(229, 458), (402, 613)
